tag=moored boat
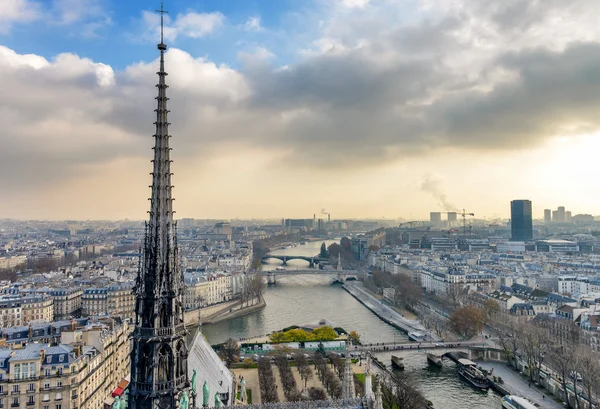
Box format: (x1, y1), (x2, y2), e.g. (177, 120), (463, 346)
(426, 353), (443, 367)
(501, 395), (537, 409)
(391, 355), (405, 370)
(457, 359), (490, 390)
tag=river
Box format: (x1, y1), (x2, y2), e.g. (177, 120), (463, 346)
(201, 240), (503, 409)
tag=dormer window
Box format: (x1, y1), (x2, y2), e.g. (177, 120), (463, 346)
(46, 356), (51, 364)
(59, 355), (64, 362)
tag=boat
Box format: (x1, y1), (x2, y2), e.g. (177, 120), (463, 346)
(456, 359), (490, 390)
(300, 241), (306, 245)
(391, 355), (405, 370)
(501, 395), (538, 409)
(408, 331), (426, 342)
(426, 353), (443, 367)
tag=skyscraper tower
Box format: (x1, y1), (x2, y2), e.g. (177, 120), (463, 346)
(510, 200), (533, 242)
(129, 4), (190, 408)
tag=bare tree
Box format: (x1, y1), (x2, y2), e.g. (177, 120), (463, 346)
(218, 338), (240, 368)
(496, 320), (522, 369)
(548, 344), (576, 409)
(377, 373), (430, 409)
(576, 345), (600, 409)
(308, 387), (327, 401)
(519, 324), (548, 383)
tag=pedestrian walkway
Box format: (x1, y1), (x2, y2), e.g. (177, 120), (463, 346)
(343, 282), (441, 342)
(478, 362), (563, 409)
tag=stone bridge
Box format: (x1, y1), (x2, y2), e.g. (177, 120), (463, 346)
(265, 269), (361, 284)
(261, 254), (328, 268)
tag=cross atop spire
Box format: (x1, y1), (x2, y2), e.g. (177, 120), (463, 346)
(156, 2), (168, 50)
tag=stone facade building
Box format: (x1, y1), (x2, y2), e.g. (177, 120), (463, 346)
(48, 289), (83, 321)
(0, 319), (131, 409)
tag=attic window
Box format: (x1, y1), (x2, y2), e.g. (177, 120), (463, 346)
(59, 355), (64, 362)
(46, 356), (51, 364)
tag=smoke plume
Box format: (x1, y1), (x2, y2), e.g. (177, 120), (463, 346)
(420, 174), (457, 211)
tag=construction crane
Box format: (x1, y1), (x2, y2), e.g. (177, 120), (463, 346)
(447, 229), (459, 238)
(460, 209), (475, 237)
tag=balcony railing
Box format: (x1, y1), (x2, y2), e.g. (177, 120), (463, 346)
(135, 323), (186, 338)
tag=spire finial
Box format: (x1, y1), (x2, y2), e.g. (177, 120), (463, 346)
(156, 2), (168, 48)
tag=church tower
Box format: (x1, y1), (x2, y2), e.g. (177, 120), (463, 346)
(129, 4), (190, 408)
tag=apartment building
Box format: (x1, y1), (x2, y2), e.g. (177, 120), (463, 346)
(81, 289), (108, 316)
(48, 289), (83, 321)
(0, 298), (22, 327)
(107, 283), (134, 320)
(21, 296), (54, 324)
(0, 255), (27, 270)
(0, 319), (131, 409)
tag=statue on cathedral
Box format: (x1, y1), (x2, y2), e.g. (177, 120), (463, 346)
(120, 395), (126, 409)
(179, 391), (189, 409)
(215, 392), (223, 408)
(112, 396), (120, 409)
(191, 370), (198, 396)
(203, 380), (210, 407)
(240, 378), (247, 403)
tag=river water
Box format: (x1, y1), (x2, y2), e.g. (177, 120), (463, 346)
(201, 241), (502, 409)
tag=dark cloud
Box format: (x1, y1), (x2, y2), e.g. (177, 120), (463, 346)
(3, 0), (600, 194)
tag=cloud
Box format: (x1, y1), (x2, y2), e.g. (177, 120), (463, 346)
(141, 10), (225, 42)
(243, 16), (264, 32)
(5, 0), (600, 217)
(0, 0), (42, 33)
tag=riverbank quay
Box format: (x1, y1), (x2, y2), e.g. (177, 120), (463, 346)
(185, 298), (267, 327)
(205, 298), (267, 324)
(478, 362), (564, 409)
(342, 282), (441, 342)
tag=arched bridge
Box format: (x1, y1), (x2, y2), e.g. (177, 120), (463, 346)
(265, 269), (361, 284)
(261, 254), (328, 268)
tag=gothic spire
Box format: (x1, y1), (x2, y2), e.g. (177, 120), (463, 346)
(129, 3), (190, 408)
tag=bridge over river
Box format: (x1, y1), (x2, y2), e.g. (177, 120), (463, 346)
(266, 269), (362, 284)
(261, 253), (329, 268)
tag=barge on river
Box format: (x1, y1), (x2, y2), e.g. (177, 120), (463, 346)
(457, 359), (490, 391)
(501, 395), (537, 409)
(391, 355), (405, 370)
(426, 353), (443, 367)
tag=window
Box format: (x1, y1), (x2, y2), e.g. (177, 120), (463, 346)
(58, 355), (64, 363)
(29, 363), (36, 378)
(13, 364), (20, 380)
(57, 368), (62, 376)
(27, 396), (34, 404)
(55, 405), (61, 409)
(45, 369), (50, 377)
(43, 406), (49, 409)
(11, 398), (18, 406)
(42, 394), (49, 402)
(22, 363), (28, 380)
(55, 392), (62, 401)
(46, 357), (51, 364)
(28, 384), (34, 392)
(44, 383), (49, 390)
(56, 380), (61, 387)
(12, 385), (18, 393)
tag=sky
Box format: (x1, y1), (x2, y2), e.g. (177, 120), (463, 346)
(2, 0), (600, 221)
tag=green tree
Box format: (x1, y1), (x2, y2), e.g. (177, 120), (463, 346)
(312, 326), (337, 341)
(319, 242), (328, 258)
(286, 328), (313, 341)
(270, 331), (291, 343)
